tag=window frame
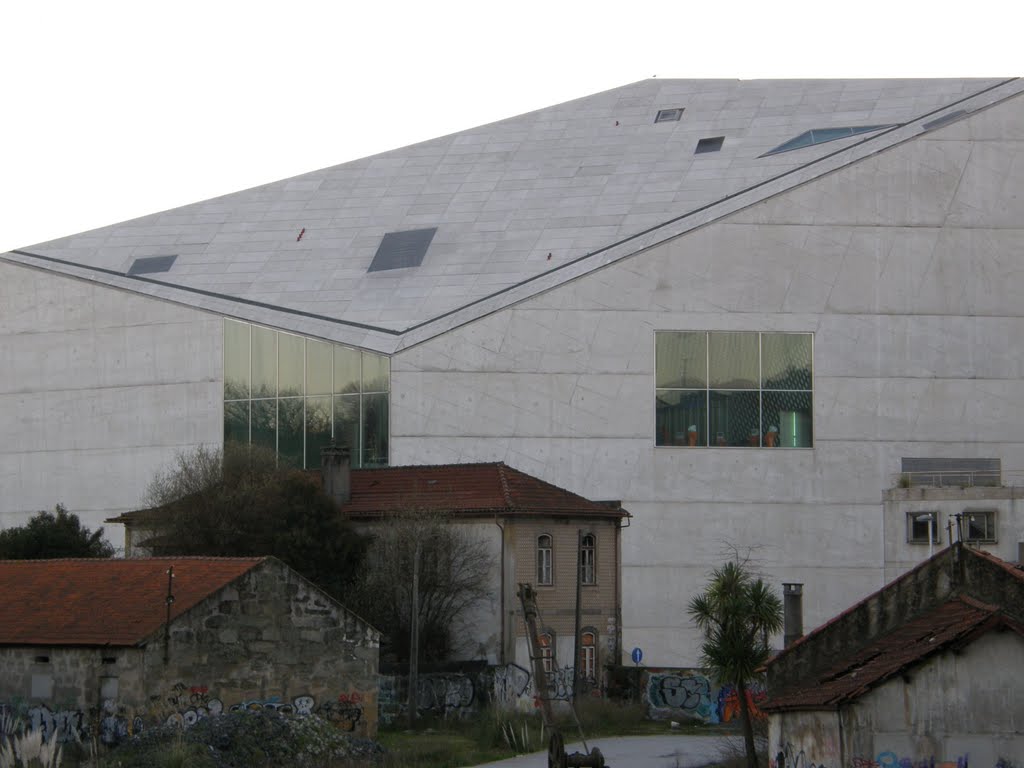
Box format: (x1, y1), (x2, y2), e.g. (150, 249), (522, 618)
(537, 534), (553, 586)
(907, 511), (941, 544)
(539, 631), (555, 674)
(580, 629), (597, 680)
(580, 533), (596, 585)
(964, 509), (997, 544)
(655, 330), (813, 449)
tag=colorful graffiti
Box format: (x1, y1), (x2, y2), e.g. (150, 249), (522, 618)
(862, 752), (970, 768)
(643, 671), (765, 724)
(716, 683), (766, 722)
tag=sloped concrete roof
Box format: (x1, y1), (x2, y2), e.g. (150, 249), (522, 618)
(5, 78), (1021, 352)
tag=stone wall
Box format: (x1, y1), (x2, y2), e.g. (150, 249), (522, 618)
(0, 559), (380, 744)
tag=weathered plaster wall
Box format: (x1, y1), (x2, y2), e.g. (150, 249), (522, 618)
(0, 261), (223, 541)
(770, 633), (1024, 767)
(391, 93), (1024, 666)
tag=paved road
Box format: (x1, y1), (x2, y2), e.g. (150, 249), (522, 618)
(470, 734), (743, 768)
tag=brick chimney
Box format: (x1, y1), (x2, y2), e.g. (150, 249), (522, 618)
(320, 442), (351, 505)
(783, 583), (804, 648)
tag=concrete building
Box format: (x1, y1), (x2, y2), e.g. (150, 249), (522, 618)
(762, 544), (1024, 766)
(4, 77), (1024, 666)
(0, 557), (380, 743)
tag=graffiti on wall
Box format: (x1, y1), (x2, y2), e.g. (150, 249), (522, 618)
(1, 682), (372, 747)
(643, 671), (765, 724)
(770, 742), (831, 768)
(853, 753), (971, 768)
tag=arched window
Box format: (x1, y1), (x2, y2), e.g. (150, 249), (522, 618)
(539, 631), (555, 674)
(580, 533), (596, 585)
(537, 534), (553, 585)
(580, 630), (597, 680)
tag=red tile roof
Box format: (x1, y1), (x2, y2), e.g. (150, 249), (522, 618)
(0, 557), (266, 647)
(337, 462), (628, 519)
(764, 595), (1022, 711)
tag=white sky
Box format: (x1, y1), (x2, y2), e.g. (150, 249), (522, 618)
(2, 0), (1021, 254)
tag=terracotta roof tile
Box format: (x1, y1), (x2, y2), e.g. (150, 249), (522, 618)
(0, 557), (265, 647)
(338, 462), (628, 519)
(764, 595), (1019, 711)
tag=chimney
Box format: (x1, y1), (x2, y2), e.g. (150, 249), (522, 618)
(783, 583), (803, 648)
(320, 442), (351, 505)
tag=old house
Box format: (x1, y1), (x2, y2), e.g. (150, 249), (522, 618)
(762, 544), (1024, 767)
(0, 556), (379, 743)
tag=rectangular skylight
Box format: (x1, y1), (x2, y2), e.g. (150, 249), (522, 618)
(127, 255), (177, 276)
(695, 137), (725, 154)
(655, 108), (684, 124)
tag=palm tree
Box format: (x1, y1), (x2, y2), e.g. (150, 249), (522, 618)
(688, 560), (783, 768)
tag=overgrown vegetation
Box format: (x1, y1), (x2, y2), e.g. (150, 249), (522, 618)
(97, 711), (382, 768)
(141, 442), (368, 599)
(0, 504), (113, 560)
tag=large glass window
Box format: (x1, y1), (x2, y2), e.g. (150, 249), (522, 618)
(656, 331), (812, 448)
(223, 320), (391, 468)
(580, 534), (596, 585)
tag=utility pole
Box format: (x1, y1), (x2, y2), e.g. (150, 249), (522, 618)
(573, 529), (583, 702)
(407, 536), (422, 727)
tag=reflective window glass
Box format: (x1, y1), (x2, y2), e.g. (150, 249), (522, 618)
(762, 391), (812, 447)
(306, 339), (333, 396)
(361, 392), (389, 467)
(251, 326), (277, 398)
(223, 320), (390, 467)
(334, 395), (360, 459)
(362, 352), (390, 393)
(251, 399), (276, 452)
(224, 400), (249, 445)
(334, 346), (361, 395)
(709, 390), (761, 447)
(278, 333), (304, 398)
(656, 332), (706, 389)
(762, 333), (812, 390)
(278, 398), (304, 468)
(656, 390), (706, 447)
(224, 320), (250, 400)
(304, 396), (332, 470)
(709, 332), (759, 389)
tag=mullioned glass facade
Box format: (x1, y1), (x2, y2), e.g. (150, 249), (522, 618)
(223, 319), (389, 468)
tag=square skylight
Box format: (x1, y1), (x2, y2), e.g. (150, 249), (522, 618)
(368, 228), (437, 272)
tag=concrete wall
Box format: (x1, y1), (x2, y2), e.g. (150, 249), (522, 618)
(884, 486), (1024, 580)
(0, 559), (380, 743)
(769, 633), (1024, 767)
(0, 261), (223, 542)
(391, 93), (1024, 666)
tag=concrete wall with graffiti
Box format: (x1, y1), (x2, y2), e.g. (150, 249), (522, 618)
(640, 668), (766, 725)
(0, 559), (380, 745)
(768, 632), (1024, 767)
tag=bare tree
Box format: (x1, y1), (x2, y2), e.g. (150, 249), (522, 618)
(350, 509), (494, 666)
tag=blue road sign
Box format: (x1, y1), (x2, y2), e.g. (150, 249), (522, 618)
(631, 647), (643, 665)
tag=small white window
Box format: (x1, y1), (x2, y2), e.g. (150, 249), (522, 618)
(907, 511), (940, 544)
(580, 630), (597, 680)
(539, 632), (554, 674)
(965, 510), (997, 543)
(537, 534), (553, 585)
(580, 534), (596, 585)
